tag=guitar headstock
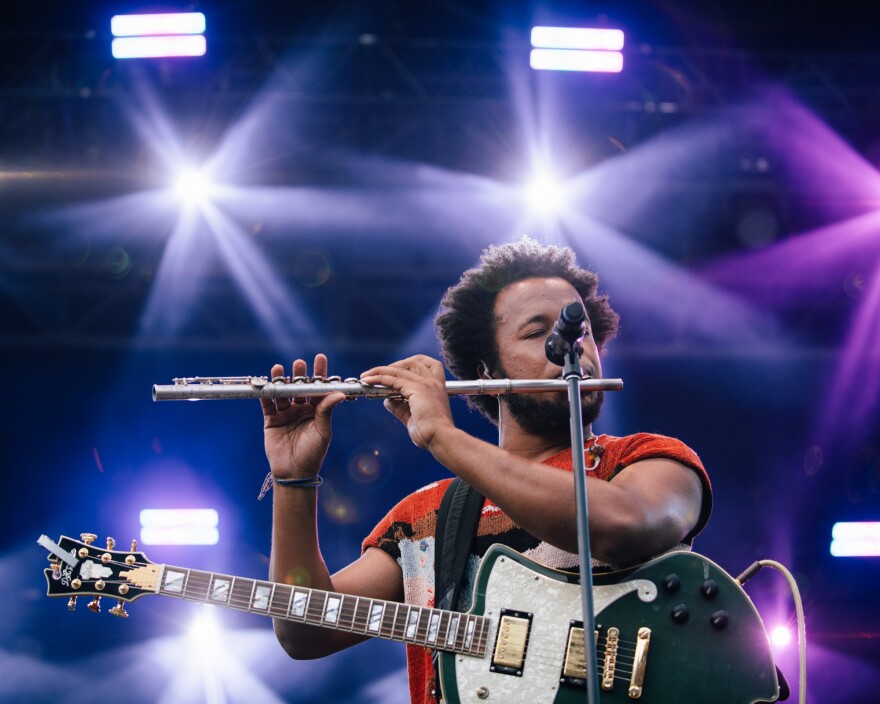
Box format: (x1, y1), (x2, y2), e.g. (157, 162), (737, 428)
(40, 533), (162, 617)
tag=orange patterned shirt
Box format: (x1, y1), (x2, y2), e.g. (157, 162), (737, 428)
(361, 433), (711, 704)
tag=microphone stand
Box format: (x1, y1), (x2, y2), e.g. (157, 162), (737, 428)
(563, 345), (601, 704)
(547, 302), (601, 704)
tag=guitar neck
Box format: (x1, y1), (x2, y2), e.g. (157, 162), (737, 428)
(154, 564), (489, 657)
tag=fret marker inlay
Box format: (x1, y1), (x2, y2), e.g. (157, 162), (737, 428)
(368, 603), (384, 632)
(446, 616), (459, 647)
(253, 585), (271, 611)
(324, 596), (341, 624)
(427, 613), (440, 643)
(210, 578), (230, 603)
(291, 591), (308, 617)
(405, 608), (420, 640)
(163, 570), (186, 593)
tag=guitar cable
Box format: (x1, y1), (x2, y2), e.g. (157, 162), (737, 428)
(737, 560), (807, 704)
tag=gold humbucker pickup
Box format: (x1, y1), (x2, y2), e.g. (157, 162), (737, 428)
(490, 609), (533, 676)
(559, 620), (602, 689)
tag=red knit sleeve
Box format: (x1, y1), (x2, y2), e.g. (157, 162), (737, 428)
(606, 433), (712, 542)
(361, 478), (452, 559)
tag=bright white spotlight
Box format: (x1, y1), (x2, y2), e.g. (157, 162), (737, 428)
(830, 521), (880, 556)
(112, 35), (207, 59)
(188, 607), (225, 665)
(111, 12), (207, 37)
(173, 168), (214, 207)
(140, 508), (219, 544)
(770, 625), (792, 648)
(530, 48), (623, 73)
(189, 607), (220, 641)
(524, 169), (566, 215)
(531, 26), (624, 51)
(111, 12), (207, 59)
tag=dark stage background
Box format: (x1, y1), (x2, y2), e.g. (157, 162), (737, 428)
(2, 2), (879, 702)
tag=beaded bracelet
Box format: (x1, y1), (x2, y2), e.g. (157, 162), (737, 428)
(258, 472), (323, 500)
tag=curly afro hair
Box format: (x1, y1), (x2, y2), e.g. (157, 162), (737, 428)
(435, 236), (619, 424)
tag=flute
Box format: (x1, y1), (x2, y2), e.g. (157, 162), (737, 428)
(152, 375), (624, 401)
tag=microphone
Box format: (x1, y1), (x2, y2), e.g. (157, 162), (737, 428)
(545, 301), (586, 365)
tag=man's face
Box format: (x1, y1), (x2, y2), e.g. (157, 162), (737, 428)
(491, 277), (604, 436)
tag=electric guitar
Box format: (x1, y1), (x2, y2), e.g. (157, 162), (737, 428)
(40, 533), (780, 703)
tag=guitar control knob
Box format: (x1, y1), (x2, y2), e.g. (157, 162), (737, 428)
(710, 610), (729, 630)
(701, 579), (719, 599)
(662, 574), (681, 593)
(671, 603), (689, 624)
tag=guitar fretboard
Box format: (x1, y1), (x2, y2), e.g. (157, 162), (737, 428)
(156, 565), (489, 657)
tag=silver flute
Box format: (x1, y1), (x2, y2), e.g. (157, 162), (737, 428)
(153, 375), (624, 401)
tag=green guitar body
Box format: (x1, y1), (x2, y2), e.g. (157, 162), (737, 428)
(438, 544), (779, 704)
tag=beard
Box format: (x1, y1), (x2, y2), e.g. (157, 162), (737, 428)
(499, 370), (605, 437)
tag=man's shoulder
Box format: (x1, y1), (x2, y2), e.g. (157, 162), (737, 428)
(599, 432), (704, 472)
(392, 477), (455, 514)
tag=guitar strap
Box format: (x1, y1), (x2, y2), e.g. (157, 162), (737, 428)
(431, 477), (485, 702)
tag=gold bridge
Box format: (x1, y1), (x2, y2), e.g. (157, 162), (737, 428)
(561, 623), (652, 699)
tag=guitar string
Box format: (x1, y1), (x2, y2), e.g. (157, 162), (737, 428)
(98, 559), (646, 665)
(97, 560), (642, 673)
(88, 577), (639, 683)
(173, 573), (643, 662)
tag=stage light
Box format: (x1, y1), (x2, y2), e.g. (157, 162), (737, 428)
(111, 12), (206, 37)
(140, 508), (219, 545)
(523, 169), (565, 215)
(770, 625), (792, 648)
(830, 521), (880, 556)
(530, 49), (623, 73)
(173, 167), (214, 205)
(110, 12), (207, 59)
(112, 35), (207, 59)
(531, 26), (624, 51)
(530, 26), (624, 73)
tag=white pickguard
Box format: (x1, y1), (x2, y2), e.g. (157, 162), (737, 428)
(450, 555), (655, 704)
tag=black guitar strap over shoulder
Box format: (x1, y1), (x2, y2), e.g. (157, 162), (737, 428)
(431, 477), (485, 702)
(434, 477), (485, 611)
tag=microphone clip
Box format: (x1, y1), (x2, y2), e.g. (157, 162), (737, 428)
(545, 301), (586, 366)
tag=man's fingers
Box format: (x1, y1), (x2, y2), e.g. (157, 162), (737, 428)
(291, 358), (308, 404)
(261, 363), (288, 415)
(313, 353), (328, 379)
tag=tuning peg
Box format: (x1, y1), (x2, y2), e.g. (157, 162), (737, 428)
(105, 537), (116, 550)
(124, 539), (139, 565)
(80, 533), (97, 545)
(109, 600), (129, 618)
(67, 597), (77, 611)
(87, 597), (101, 613)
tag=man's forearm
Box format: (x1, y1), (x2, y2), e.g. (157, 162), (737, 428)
(424, 426), (700, 564)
